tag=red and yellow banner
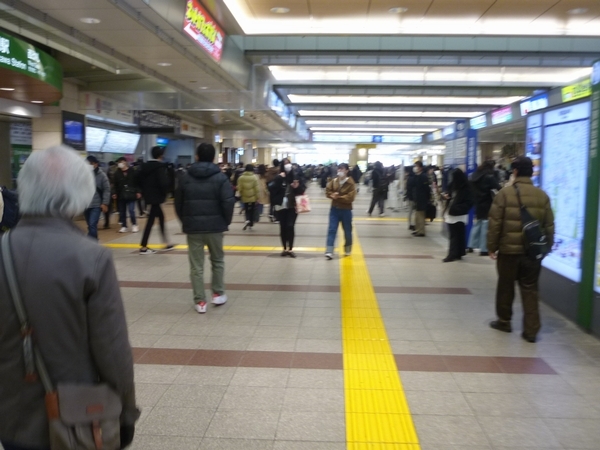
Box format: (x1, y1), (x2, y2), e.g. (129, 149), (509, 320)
(183, 0), (225, 62)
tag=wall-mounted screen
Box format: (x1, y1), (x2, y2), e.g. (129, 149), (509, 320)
(62, 111), (86, 151)
(520, 94), (548, 116)
(541, 101), (591, 282)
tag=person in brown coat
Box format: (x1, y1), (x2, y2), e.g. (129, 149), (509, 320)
(325, 163), (357, 259)
(487, 156), (555, 343)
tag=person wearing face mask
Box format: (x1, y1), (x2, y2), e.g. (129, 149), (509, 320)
(270, 158), (306, 257)
(325, 163), (357, 260)
(84, 155), (111, 240)
(411, 160), (431, 237)
(112, 157), (141, 233)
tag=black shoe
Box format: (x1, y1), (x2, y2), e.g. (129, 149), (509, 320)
(281, 250), (288, 257)
(480, 251), (489, 256)
(288, 251), (296, 258)
(243, 221), (250, 231)
(442, 257), (458, 263)
(409, 225), (416, 231)
(413, 233), (425, 237)
(490, 320), (512, 333)
(467, 247), (474, 253)
(521, 333), (536, 343)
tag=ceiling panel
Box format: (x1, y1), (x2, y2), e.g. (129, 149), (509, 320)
(425, 0), (497, 18)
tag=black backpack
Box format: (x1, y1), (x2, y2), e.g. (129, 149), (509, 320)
(0, 187), (20, 232)
(514, 185), (550, 261)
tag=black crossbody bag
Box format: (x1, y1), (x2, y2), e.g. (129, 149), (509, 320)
(513, 185), (551, 261)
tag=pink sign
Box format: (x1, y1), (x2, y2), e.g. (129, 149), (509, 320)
(491, 106), (513, 125)
(183, 0), (225, 62)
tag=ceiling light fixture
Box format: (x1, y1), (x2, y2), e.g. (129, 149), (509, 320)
(270, 7), (290, 14)
(200, 86), (209, 90)
(31, 100), (43, 104)
(0, 88), (15, 91)
(80, 17), (101, 24)
(157, 62), (172, 67)
(388, 7), (408, 14)
(289, 94), (523, 106)
(567, 7), (588, 15)
(298, 110), (483, 119)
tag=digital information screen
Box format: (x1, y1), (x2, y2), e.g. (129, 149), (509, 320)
(102, 130), (140, 154)
(86, 127), (107, 153)
(541, 101), (591, 282)
(525, 114), (542, 187)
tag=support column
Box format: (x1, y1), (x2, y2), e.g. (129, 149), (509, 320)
(0, 122), (11, 186)
(350, 144), (373, 171)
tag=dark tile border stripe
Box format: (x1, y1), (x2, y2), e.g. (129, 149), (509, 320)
(120, 281), (470, 295)
(132, 348), (556, 374)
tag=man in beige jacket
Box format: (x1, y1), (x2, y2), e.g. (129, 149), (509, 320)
(487, 156), (554, 343)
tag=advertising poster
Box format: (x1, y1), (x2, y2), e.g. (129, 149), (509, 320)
(525, 114), (543, 186)
(183, 0), (225, 62)
(541, 101), (591, 282)
(590, 62), (600, 293)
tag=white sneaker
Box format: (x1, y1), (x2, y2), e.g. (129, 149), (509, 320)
(132, 225), (139, 233)
(118, 227), (128, 233)
(325, 253), (333, 260)
(379, 213), (385, 217)
(194, 301), (207, 314)
(212, 293), (228, 305)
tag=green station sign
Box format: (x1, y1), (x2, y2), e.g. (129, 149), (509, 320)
(0, 31), (62, 91)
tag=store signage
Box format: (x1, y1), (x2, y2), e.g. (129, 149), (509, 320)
(470, 114), (487, 130)
(10, 122), (32, 146)
(0, 31), (62, 91)
(81, 93), (133, 125)
(372, 135), (383, 143)
(432, 130), (443, 141)
(491, 106), (513, 125)
(562, 79), (591, 103)
(134, 110), (180, 128)
(520, 93), (549, 116)
(179, 120), (204, 138)
(183, 0), (225, 62)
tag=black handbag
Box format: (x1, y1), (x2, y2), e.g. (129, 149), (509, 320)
(514, 185), (551, 261)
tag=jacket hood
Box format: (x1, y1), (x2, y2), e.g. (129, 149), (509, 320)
(471, 170), (486, 183)
(188, 161), (221, 179)
(140, 160), (165, 175)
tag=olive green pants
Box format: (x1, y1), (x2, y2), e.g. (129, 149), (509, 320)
(187, 233), (225, 303)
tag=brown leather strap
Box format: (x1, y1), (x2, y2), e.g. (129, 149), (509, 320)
(44, 392), (60, 420)
(92, 420), (103, 449)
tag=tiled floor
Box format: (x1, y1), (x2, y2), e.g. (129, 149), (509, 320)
(6, 184), (600, 450)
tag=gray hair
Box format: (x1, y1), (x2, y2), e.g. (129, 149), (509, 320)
(18, 145), (95, 218)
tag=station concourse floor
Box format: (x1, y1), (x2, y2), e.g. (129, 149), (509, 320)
(18, 184), (600, 450)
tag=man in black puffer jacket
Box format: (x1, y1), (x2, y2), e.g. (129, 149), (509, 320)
(175, 143), (235, 314)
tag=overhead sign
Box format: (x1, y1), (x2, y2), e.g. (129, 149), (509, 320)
(491, 106), (513, 125)
(470, 114), (487, 130)
(520, 93), (549, 116)
(10, 122), (32, 146)
(134, 110), (181, 128)
(0, 31), (62, 92)
(562, 79), (591, 103)
(179, 120), (204, 138)
(183, 0), (225, 62)
(81, 93), (134, 125)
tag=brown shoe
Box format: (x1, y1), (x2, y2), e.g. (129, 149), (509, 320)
(490, 320), (512, 333)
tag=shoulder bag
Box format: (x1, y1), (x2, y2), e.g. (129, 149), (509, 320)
(513, 185), (551, 261)
(1, 232), (123, 450)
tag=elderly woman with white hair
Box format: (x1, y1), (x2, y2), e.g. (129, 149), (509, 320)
(0, 146), (139, 450)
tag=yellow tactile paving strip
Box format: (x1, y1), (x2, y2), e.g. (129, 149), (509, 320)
(339, 233), (421, 449)
(105, 244), (326, 252)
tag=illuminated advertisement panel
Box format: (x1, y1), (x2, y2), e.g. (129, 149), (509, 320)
(183, 0), (225, 62)
(541, 101), (591, 282)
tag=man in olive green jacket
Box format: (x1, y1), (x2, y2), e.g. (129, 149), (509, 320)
(487, 157), (554, 343)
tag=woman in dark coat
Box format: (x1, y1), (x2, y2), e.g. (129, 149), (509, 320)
(270, 158), (306, 257)
(442, 168), (473, 262)
(367, 161), (387, 216)
(468, 160), (501, 256)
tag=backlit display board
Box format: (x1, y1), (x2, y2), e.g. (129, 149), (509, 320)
(520, 94), (548, 116)
(183, 0), (225, 62)
(491, 106), (512, 125)
(541, 101), (591, 282)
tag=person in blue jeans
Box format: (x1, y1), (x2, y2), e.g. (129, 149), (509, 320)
(84, 156), (110, 240)
(468, 160), (501, 256)
(325, 163), (357, 260)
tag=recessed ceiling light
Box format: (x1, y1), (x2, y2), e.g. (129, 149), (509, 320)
(80, 17), (101, 24)
(31, 100), (43, 104)
(0, 88), (14, 91)
(567, 7), (588, 15)
(200, 86), (209, 90)
(388, 7), (408, 14)
(270, 7), (290, 14)
(189, 80), (198, 83)
(157, 62), (172, 67)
